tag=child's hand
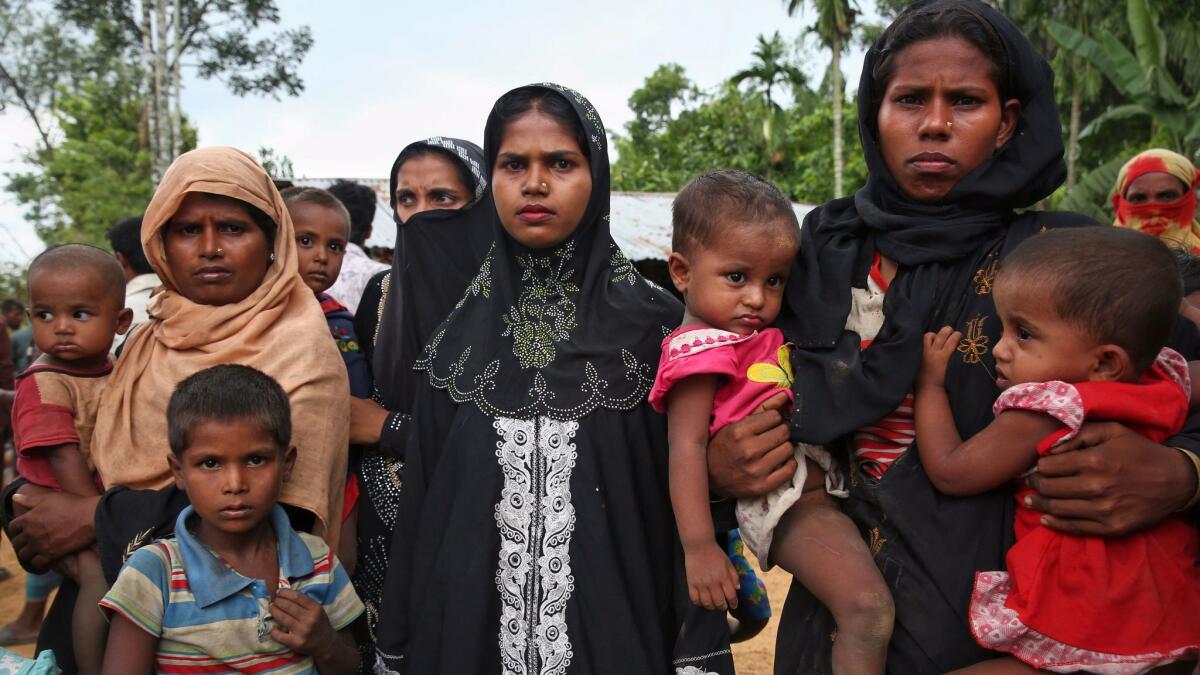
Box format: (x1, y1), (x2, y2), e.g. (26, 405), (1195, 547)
(684, 541), (740, 611)
(917, 327), (962, 391)
(269, 588), (337, 658)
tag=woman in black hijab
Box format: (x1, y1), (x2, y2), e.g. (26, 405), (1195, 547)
(705, 1), (1200, 671)
(371, 84), (732, 674)
(347, 137), (491, 669)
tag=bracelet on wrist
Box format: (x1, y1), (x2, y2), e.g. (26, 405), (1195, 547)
(1173, 447), (1200, 513)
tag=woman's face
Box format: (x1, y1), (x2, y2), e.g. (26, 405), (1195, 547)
(492, 110), (592, 249)
(1124, 172), (1188, 205)
(877, 36), (1021, 202)
(163, 192), (273, 306)
(393, 153), (472, 224)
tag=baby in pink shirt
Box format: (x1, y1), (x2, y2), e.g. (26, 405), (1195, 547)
(649, 171), (893, 673)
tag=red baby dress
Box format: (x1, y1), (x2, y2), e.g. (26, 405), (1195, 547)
(970, 348), (1200, 673)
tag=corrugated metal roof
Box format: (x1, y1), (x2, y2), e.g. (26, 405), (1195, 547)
(292, 181), (812, 261)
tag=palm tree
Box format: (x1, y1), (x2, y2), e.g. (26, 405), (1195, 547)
(731, 32), (807, 174)
(787, 0), (857, 198)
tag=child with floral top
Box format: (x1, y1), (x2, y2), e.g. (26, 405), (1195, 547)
(649, 170), (894, 673)
(916, 227), (1200, 673)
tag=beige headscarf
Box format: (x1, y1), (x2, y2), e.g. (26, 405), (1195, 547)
(92, 147), (349, 544)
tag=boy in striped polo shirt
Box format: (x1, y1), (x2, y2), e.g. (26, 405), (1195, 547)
(99, 365), (363, 674)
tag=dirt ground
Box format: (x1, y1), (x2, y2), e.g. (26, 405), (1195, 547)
(0, 539), (792, 672)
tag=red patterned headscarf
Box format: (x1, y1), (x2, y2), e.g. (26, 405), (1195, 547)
(1111, 148), (1200, 254)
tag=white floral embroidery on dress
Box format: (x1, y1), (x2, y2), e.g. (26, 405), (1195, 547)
(675, 665), (721, 675)
(494, 416), (579, 675)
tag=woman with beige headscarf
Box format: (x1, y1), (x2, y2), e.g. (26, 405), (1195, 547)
(1111, 148), (1200, 254)
(6, 147), (349, 670)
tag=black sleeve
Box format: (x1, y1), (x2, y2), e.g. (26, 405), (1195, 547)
(1167, 317), (1200, 453)
(377, 412), (412, 462)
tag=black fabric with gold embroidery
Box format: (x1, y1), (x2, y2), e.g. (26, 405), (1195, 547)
(777, 0), (1071, 444)
(771, 1), (1104, 672)
(411, 83), (681, 421)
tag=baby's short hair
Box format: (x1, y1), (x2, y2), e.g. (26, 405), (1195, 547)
(671, 170), (799, 254)
(282, 187), (352, 231)
(167, 364), (291, 458)
(998, 227), (1180, 375)
(28, 243), (126, 307)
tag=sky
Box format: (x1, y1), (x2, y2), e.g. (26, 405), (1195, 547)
(0, 0), (880, 264)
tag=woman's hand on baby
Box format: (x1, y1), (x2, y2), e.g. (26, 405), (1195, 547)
(8, 489), (99, 573)
(917, 327), (961, 391)
(684, 542), (740, 611)
(1026, 421), (1193, 536)
(269, 588), (337, 656)
(707, 392), (796, 499)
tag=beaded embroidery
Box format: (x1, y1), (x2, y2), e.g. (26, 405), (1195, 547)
(502, 242), (580, 369)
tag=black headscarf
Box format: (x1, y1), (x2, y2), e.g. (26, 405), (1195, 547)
(414, 84), (682, 420)
(372, 137), (492, 413)
(779, 0), (1066, 444)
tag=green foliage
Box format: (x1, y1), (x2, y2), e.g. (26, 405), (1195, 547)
(6, 67), (195, 248)
(612, 67), (866, 204)
(257, 147), (294, 180)
(0, 260), (28, 302)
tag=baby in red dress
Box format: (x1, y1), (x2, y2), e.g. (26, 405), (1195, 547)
(916, 226), (1200, 674)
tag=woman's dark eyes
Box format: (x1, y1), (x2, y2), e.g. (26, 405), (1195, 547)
(552, 159), (575, 170)
(504, 160), (524, 171)
(953, 96), (981, 106)
(219, 224), (244, 234)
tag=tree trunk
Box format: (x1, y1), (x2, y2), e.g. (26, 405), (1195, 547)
(1066, 78), (1081, 191)
(832, 31), (844, 199)
(141, 0), (160, 180)
(154, 0), (171, 176)
(170, 0), (182, 159)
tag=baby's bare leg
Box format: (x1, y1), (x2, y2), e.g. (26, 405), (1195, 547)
(770, 489), (893, 675)
(70, 548), (109, 675)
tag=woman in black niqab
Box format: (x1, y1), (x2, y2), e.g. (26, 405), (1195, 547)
(372, 84), (729, 675)
(350, 136), (492, 668)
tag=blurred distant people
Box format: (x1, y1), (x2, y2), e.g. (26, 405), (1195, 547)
(106, 216), (161, 353)
(3, 300), (32, 373)
(325, 180), (387, 313)
(1112, 148), (1200, 254)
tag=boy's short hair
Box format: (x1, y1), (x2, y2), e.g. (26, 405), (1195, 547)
(671, 170), (800, 254)
(326, 180), (377, 246)
(106, 216), (153, 276)
(28, 243), (126, 307)
(167, 364), (292, 458)
(998, 226), (1180, 374)
(282, 187), (352, 233)
(1174, 249), (1200, 296)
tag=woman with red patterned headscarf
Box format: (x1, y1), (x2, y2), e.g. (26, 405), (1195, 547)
(1112, 148), (1200, 253)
